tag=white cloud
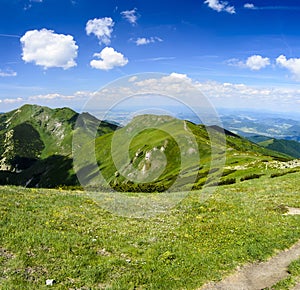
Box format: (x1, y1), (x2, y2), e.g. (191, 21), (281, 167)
(196, 80), (300, 111)
(226, 58), (245, 68)
(128, 76), (138, 82)
(204, 0), (235, 14)
(90, 47), (128, 70)
(276, 55), (300, 81)
(136, 56), (176, 62)
(244, 3), (256, 9)
(28, 93), (75, 101)
(0, 69), (17, 77)
(227, 55), (270, 71)
(135, 37), (163, 46)
(246, 55), (270, 70)
(86, 17), (114, 45)
(20, 29), (78, 69)
(121, 8), (139, 25)
(80, 73), (300, 114)
(0, 98), (23, 104)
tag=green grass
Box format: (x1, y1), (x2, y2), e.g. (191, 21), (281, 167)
(75, 115), (291, 193)
(1, 171), (300, 289)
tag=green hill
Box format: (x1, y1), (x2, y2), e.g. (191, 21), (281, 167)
(0, 105), (295, 190)
(1, 170), (300, 289)
(75, 114), (292, 192)
(0, 104), (117, 188)
(249, 135), (300, 158)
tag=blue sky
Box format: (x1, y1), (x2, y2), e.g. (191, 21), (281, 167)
(1, 0), (300, 114)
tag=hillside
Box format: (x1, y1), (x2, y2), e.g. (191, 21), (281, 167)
(75, 114), (292, 192)
(248, 135), (300, 159)
(1, 170), (300, 289)
(0, 104), (117, 188)
(0, 105), (296, 190)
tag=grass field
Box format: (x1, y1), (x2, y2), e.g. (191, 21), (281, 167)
(1, 171), (300, 289)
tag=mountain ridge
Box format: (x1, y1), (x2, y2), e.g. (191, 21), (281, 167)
(0, 104), (297, 190)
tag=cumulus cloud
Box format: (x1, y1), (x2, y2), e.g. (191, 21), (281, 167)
(81, 73), (300, 113)
(86, 17), (114, 45)
(246, 55), (270, 70)
(276, 55), (300, 81)
(0, 97), (23, 104)
(227, 55), (270, 70)
(28, 93), (75, 101)
(135, 37), (163, 46)
(0, 69), (17, 77)
(244, 3), (256, 9)
(204, 0), (235, 14)
(121, 8), (139, 25)
(90, 47), (128, 70)
(20, 29), (78, 69)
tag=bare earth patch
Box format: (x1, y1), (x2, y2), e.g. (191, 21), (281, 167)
(0, 247), (14, 260)
(284, 207), (300, 216)
(292, 282), (300, 290)
(0, 247), (15, 282)
(201, 240), (300, 290)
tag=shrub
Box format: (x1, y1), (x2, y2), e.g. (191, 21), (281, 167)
(241, 174), (263, 182)
(219, 178), (236, 185)
(207, 178), (236, 187)
(221, 169), (236, 177)
(271, 169), (298, 178)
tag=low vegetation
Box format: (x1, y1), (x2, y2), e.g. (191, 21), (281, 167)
(1, 171), (300, 289)
(240, 173), (264, 182)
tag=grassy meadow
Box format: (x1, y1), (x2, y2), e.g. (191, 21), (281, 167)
(1, 170), (300, 289)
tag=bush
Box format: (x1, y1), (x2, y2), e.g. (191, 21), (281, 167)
(271, 169), (298, 178)
(221, 169), (236, 177)
(241, 174), (263, 182)
(207, 178), (236, 187)
(219, 178), (236, 185)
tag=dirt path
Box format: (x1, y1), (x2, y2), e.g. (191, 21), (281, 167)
(292, 282), (300, 290)
(201, 239), (300, 290)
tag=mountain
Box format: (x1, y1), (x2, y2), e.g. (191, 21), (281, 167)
(220, 112), (300, 141)
(248, 135), (300, 159)
(0, 105), (296, 190)
(0, 104), (117, 187)
(75, 114), (292, 192)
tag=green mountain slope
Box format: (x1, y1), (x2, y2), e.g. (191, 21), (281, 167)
(0, 106), (295, 190)
(249, 135), (300, 158)
(75, 114), (292, 192)
(0, 104), (117, 187)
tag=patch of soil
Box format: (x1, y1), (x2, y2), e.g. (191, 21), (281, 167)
(284, 207), (300, 216)
(292, 281), (300, 290)
(0, 247), (14, 260)
(201, 240), (300, 290)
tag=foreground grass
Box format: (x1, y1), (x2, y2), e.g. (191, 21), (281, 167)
(1, 172), (300, 289)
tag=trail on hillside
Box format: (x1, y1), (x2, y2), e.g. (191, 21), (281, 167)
(201, 239), (300, 290)
(292, 282), (300, 290)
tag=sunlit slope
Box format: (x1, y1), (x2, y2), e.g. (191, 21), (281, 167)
(76, 114), (291, 192)
(249, 135), (300, 158)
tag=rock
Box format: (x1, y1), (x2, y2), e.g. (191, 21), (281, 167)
(46, 279), (56, 286)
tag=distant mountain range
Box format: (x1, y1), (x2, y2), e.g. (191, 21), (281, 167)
(0, 105), (298, 190)
(220, 112), (300, 142)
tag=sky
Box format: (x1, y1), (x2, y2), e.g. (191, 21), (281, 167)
(1, 0), (300, 115)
